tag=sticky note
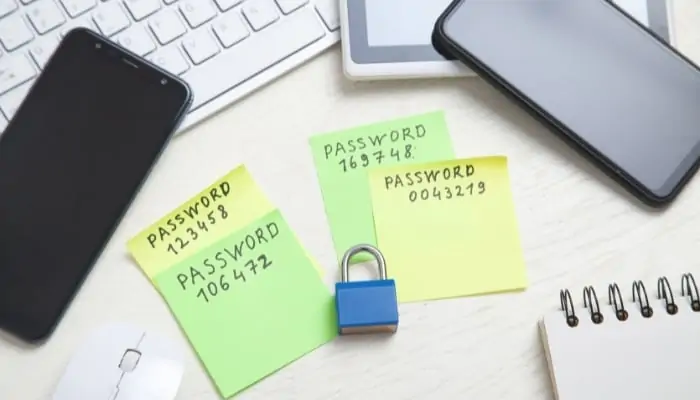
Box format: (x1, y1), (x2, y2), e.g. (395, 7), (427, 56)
(310, 111), (454, 263)
(155, 210), (337, 398)
(128, 166), (275, 279)
(368, 156), (528, 302)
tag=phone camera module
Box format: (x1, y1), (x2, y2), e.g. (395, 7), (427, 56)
(95, 42), (102, 49)
(160, 78), (168, 85)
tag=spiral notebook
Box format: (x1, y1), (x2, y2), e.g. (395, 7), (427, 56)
(539, 274), (700, 400)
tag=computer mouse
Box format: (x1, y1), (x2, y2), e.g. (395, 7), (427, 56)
(52, 323), (185, 400)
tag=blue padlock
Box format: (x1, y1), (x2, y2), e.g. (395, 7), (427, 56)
(335, 244), (399, 335)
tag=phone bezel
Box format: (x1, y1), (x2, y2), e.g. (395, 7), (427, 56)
(433, 0), (699, 207)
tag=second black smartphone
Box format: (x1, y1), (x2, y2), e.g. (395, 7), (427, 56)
(0, 29), (192, 343)
(434, 0), (700, 206)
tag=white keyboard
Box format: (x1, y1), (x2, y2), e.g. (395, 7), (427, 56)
(0, 0), (340, 135)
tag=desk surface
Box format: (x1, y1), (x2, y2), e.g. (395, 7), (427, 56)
(3, 1), (700, 399)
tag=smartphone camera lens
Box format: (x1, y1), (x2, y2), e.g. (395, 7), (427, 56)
(95, 42), (102, 49)
(160, 78), (167, 85)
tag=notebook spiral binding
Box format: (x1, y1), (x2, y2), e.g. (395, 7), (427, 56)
(559, 273), (700, 327)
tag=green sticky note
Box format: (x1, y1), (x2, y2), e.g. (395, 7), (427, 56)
(368, 156), (528, 302)
(309, 111), (454, 263)
(154, 210), (337, 398)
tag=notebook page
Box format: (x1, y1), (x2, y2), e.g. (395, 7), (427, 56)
(540, 296), (700, 400)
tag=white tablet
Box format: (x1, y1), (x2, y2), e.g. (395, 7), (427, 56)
(340, 0), (676, 81)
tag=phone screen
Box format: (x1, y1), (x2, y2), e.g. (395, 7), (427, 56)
(0, 29), (190, 341)
(441, 0), (700, 201)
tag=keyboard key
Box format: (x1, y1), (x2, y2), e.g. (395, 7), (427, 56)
(60, 18), (96, 36)
(241, 0), (279, 31)
(212, 13), (248, 48)
(123, 0), (160, 21)
(93, 2), (130, 36)
(29, 36), (57, 68)
(118, 26), (155, 56)
(59, 0), (96, 17)
(315, 0), (338, 31)
(183, 8), (324, 110)
(0, 115), (8, 134)
(275, 0), (307, 15)
(149, 46), (189, 75)
(0, 56), (35, 95)
(181, 30), (218, 65)
(0, 17), (33, 51)
(0, 80), (30, 120)
(179, 0), (216, 29)
(27, 1), (66, 35)
(149, 10), (185, 45)
(0, 0), (18, 18)
(214, 0), (241, 12)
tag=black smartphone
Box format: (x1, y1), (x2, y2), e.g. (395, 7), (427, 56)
(434, 0), (700, 206)
(0, 28), (192, 343)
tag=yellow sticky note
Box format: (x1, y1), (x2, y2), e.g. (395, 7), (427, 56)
(128, 166), (274, 279)
(154, 210), (337, 398)
(368, 156), (528, 302)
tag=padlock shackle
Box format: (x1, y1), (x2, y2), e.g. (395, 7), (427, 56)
(341, 244), (387, 282)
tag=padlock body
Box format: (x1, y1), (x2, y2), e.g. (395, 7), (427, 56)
(335, 279), (398, 335)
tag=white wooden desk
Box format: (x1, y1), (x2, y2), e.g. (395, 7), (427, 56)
(2, 2), (700, 398)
